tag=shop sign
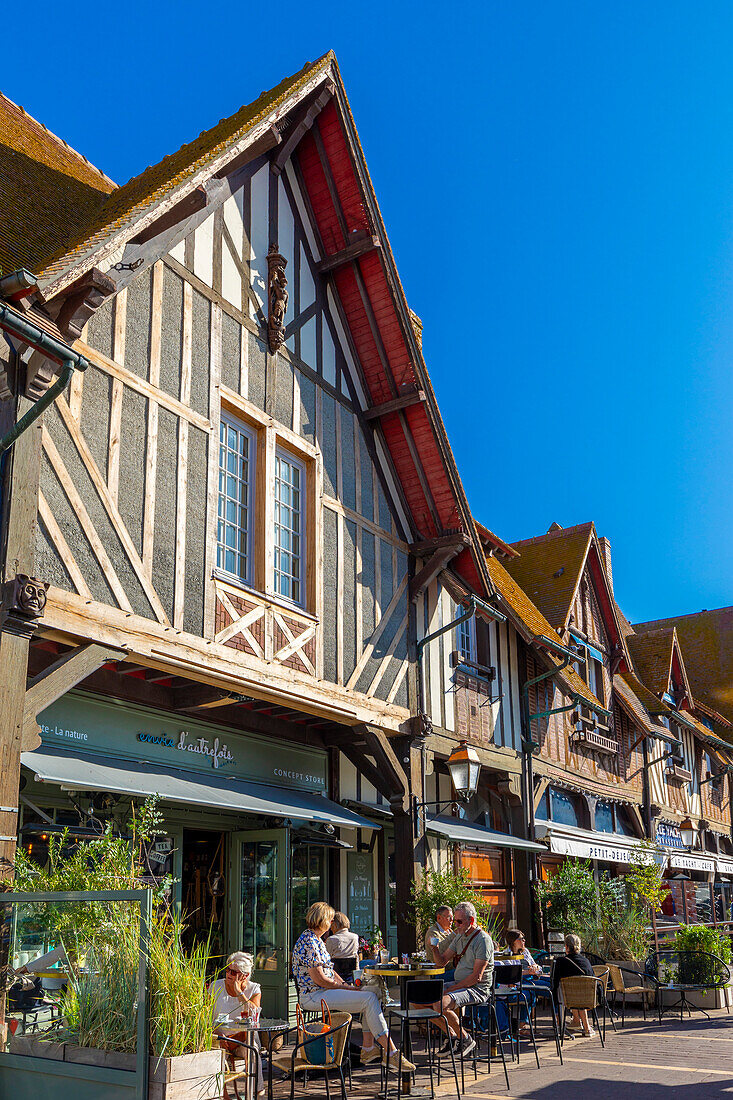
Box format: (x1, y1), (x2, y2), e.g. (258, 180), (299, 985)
(656, 823), (684, 850)
(549, 834), (637, 864)
(347, 851), (375, 936)
(37, 692), (327, 792)
(668, 853), (715, 874)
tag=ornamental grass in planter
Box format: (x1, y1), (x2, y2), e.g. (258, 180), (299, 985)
(9, 798), (223, 1097)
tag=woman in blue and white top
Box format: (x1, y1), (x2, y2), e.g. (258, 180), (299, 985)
(292, 901), (414, 1072)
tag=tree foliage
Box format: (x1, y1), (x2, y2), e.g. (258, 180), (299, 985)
(410, 867), (503, 942)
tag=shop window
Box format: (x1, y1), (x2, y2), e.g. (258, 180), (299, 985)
(549, 788), (582, 828)
(615, 806), (637, 837)
(291, 844), (326, 946)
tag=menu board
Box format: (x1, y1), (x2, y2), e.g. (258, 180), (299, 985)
(347, 852), (374, 936)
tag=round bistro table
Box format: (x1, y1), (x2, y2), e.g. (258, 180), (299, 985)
(215, 1018), (293, 1100)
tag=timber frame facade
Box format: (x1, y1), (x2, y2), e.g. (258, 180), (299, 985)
(1, 51), (733, 989)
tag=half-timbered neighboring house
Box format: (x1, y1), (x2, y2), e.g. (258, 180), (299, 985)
(629, 614), (733, 925)
(0, 53), (507, 1011)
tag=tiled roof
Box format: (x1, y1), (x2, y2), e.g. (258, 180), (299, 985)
(625, 629), (675, 698)
(0, 92), (114, 279)
(485, 553), (603, 711)
(33, 55), (333, 292)
(635, 608), (733, 726)
(505, 522), (593, 629)
(474, 521), (519, 560)
(617, 671), (670, 716)
(614, 673), (671, 735)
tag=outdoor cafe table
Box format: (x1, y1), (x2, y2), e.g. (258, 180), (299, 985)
(215, 1018), (292, 1100)
(364, 965), (445, 1095)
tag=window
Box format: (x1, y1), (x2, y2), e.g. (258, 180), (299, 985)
(217, 415), (255, 583)
(588, 657), (605, 706)
(595, 800), (615, 833)
(457, 614), (476, 663)
(274, 449), (305, 605)
(549, 787), (582, 828)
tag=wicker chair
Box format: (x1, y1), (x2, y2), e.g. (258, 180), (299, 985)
(559, 976), (605, 1047)
(607, 965), (654, 1026)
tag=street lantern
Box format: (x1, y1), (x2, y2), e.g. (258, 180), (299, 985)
(679, 815), (696, 850)
(447, 740), (481, 801)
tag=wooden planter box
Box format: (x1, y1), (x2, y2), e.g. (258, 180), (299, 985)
(8, 1036), (225, 1100)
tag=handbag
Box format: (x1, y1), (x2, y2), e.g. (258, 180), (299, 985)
(296, 999), (335, 1065)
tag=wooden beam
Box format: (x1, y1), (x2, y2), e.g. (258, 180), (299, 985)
(354, 723), (408, 804)
(317, 235), (381, 274)
(411, 532), (471, 556)
(23, 643), (127, 749)
(410, 542), (467, 601)
(272, 84), (335, 176)
(363, 388), (426, 421)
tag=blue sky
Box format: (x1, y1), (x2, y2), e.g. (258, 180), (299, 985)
(4, 2), (732, 624)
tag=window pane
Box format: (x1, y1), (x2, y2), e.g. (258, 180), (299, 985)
(595, 801), (614, 834)
(274, 450), (304, 605)
(217, 416), (254, 583)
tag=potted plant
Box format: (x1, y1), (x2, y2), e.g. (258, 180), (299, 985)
(671, 924), (733, 1010)
(410, 867), (504, 946)
(7, 798), (223, 1100)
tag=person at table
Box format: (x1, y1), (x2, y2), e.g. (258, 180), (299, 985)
(292, 901), (415, 1072)
(419, 900), (493, 1057)
(425, 905), (454, 962)
(551, 933), (596, 1037)
(505, 929), (543, 977)
(325, 911), (359, 982)
(211, 951), (264, 1094)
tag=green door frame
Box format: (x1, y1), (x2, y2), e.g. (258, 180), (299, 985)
(229, 828), (291, 1020)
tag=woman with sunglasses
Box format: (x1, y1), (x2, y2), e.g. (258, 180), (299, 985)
(212, 951), (264, 1093)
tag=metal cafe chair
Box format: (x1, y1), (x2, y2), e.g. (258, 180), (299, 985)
(591, 965), (617, 1039)
(456, 969), (511, 1090)
(493, 961), (540, 1069)
(645, 950), (731, 1023)
(384, 978), (461, 1100)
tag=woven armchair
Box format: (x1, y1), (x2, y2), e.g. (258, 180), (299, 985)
(591, 966), (616, 1037)
(607, 965), (654, 1026)
(559, 976), (605, 1047)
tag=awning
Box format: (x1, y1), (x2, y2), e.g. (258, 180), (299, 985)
(427, 814), (545, 853)
(534, 821), (665, 866)
(21, 747), (380, 830)
(716, 857), (733, 877)
(667, 852), (716, 874)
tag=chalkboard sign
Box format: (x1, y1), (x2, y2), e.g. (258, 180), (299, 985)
(347, 852), (374, 936)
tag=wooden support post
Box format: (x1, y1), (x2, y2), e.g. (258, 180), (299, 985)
(389, 734), (424, 955)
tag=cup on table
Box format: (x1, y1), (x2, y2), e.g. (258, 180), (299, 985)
(250, 1006), (261, 1028)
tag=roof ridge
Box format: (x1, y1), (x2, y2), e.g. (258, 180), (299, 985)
(636, 606), (733, 628)
(510, 521), (594, 549)
(0, 90), (116, 189)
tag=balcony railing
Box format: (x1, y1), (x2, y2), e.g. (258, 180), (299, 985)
(572, 728), (620, 755)
(665, 763), (693, 783)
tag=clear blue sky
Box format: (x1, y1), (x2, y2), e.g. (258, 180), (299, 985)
(4, 2), (733, 624)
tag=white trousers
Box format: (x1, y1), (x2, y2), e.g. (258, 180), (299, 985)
(300, 988), (388, 1039)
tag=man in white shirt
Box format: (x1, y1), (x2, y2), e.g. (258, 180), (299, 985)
(424, 906), (454, 963)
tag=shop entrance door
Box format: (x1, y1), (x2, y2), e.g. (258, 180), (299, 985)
(231, 829), (290, 1019)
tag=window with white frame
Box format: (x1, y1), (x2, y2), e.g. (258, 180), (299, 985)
(273, 449), (305, 605)
(217, 414), (256, 583)
(456, 613), (476, 663)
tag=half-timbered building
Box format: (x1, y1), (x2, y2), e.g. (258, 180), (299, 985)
(0, 53), (505, 1010)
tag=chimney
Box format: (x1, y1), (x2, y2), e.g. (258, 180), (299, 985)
(599, 536), (613, 593)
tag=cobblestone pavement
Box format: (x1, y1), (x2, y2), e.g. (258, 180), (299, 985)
(270, 1007), (733, 1100)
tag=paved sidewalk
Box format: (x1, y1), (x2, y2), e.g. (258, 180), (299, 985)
(271, 1008), (733, 1100)
(442, 1008), (733, 1098)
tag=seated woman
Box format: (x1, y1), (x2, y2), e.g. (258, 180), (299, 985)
(325, 912), (359, 982)
(293, 901), (415, 1072)
(501, 928), (544, 1036)
(211, 951), (264, 1094)
(550, 933), (596, 1037)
